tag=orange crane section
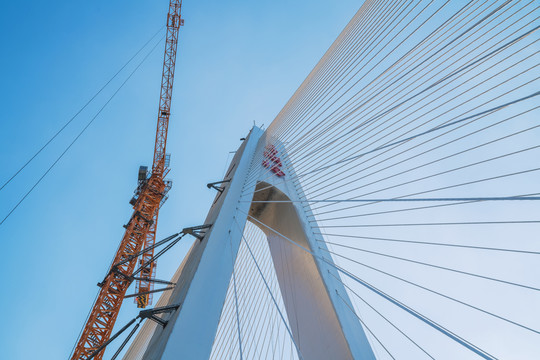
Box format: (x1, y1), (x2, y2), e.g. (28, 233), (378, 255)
(134, 0), (184, 309)
(71, 1), (183, 359)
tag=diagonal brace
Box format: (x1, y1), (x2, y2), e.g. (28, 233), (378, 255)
(206, 179), (231, 193)
(182, 224), (212, 241)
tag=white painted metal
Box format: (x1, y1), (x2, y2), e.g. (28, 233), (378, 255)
(248, 142), (376, 360)
(123, 127), (375, 359)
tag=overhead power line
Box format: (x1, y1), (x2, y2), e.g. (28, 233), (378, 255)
(0, 25), (164, 194)
(0, 32), (165, 227)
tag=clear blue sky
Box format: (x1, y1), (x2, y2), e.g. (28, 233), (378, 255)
(0, 0), (361, 359)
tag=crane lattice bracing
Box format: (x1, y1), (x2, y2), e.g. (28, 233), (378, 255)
(136, 0), (183, 309)
(71, 1), (183, 359)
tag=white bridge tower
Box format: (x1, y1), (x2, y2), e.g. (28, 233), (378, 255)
(122, 127), (376, 360)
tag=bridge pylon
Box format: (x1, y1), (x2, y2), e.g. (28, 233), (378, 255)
(122, 127), (376, 360)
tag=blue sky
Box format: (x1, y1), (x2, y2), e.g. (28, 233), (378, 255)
(0, 0), (361, 359)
